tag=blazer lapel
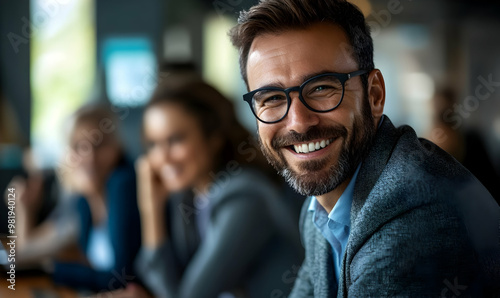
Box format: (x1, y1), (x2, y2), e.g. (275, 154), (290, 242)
(350, 117), (400, 223)
(339, 116), (400, 296)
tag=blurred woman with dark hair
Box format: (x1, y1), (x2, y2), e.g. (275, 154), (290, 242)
(117, 80), (303, 298)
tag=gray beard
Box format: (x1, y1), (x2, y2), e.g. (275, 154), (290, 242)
(277, 144), (354, 196)
(258, 99), (375, 196)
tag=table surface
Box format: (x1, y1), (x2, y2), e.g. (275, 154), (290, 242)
(0, 235), (79, 298)
(0, 274), (77, 298)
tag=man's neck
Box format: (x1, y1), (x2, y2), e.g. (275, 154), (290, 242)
(315, 176), (352, 214)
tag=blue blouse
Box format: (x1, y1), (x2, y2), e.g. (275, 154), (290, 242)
(53, 159), (142, 292)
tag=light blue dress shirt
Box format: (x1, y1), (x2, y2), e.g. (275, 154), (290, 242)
(307, 116), (384, 284)
(308, 164), (361, 284)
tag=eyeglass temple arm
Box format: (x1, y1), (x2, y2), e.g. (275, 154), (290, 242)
(348, 69), (369, 79)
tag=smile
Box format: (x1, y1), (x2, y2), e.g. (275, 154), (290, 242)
(160, 165), (180, 180)
(291, 138), (334, 154)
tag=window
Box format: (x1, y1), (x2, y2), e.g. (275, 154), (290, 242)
(30, 0), (96, 167)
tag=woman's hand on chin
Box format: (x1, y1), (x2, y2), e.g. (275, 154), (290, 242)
(136, 156), (169, 248)
(135, 156), (169, 213)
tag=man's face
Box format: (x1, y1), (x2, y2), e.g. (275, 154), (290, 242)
(246, 23), (376, 196)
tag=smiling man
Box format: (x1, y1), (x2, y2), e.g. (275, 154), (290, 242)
(230, 0), (500, 297)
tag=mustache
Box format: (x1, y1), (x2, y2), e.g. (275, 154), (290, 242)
(271, 125), (348, 150)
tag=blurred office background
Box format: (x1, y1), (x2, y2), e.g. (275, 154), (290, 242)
(1, 0), (500, 213)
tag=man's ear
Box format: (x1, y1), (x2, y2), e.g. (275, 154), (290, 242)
(367, 69), (386, 125)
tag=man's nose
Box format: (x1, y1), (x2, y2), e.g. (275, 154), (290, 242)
(284, 92), (320, 133)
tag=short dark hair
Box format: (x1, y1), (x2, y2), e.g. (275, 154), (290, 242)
(229, 0), (374, 89)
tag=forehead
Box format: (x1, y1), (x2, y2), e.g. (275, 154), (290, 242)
(145, 103), (183, 128)
(246, 23), (358, 90)
(144, 103), (197, 135)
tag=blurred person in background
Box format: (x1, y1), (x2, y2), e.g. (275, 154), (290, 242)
(0, 81), (25, 170)
(428, 87), (500, 205)
(112, 79), (303, 298)
(12, 104), (141, 293)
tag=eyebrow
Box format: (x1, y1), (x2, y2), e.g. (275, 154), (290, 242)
(257, 69), (336, 90)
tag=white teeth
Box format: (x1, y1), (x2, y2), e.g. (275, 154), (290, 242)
(302, 143), (309, 153)
(293, 139), (333, 154)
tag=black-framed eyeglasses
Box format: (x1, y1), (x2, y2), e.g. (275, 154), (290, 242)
(243, 70), (368, 124)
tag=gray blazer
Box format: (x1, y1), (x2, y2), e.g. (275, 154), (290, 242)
(290, 116), (500, 297)
(136, 167), (304, 298)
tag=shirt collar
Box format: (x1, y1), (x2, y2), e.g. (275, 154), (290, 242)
(328, 163), (361, 226)
(308, 193), (318, 212)
(308, 163), (362, 227)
